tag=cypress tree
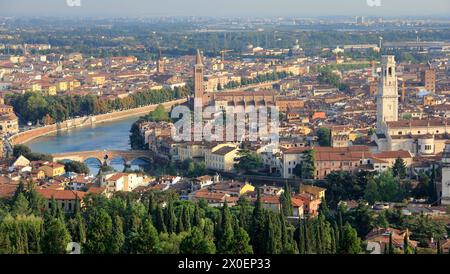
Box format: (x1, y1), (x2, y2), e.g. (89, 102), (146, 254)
(330, 226), (336, 254)
(265, 214), (275, 254)
(193, 204), (201, 227)
(42, 218), (71, 254)
(333, 221), (340, 253)
(230, 227), (253, 254)
(165, 200), (176, 234)
(388, 233), (394, 254)
(298, 220), (306, 254)
(341, 223), (362, 254)
(217, 202), (234, 254)
(176, 206), (185, 233)
(303, 219), (311, 254)
(280, 182), (293, 217)
(403, 234), (410, 254)
(110, 215), (125, 254)
(147, 192), (156, 216)
(316, 218), (323, 254)
(251, 188), (266, 254)
(139, 218), (160, 254)
(337, 210), (344, 249)
(182, 206), (191, 231)
(155, 205), (166, 233)
(437, 239), (442, 254)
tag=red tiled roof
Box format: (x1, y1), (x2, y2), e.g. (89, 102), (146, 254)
(36, 188), (86, 200)
(0, 184), (18, 198)
(373, 150), (412, 159)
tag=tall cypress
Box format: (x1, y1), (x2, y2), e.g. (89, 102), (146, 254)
(264, 214), (275, 254)
(165, 200), (176, 234)
(303, 219), (311, 254)
(193, 204), (201, 227)
(333, 221), (340, 253)
(297, 220), (305, 254)
(251, 188), (266, 254)
(218, 202), (234, 254)
(330, 226), (336, 254)
(176, 208), (185, 234)
(388, 233), (394, 254)
(155, 205), (166, 233)
(182, 206), (191, 231)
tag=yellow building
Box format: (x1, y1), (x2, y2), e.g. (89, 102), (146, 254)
(29, 83), (42, 92)
(299, 185), (326, 201)
(57, 81), (68, 92)
(39, 162), (65, 177)
(239, 182), (255, 196)
(89, 75), (106, 86)
(205, 144), (239, 171)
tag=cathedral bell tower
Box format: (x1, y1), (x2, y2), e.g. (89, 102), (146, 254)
(157, 49), (165, 74)
(376, 55), (399, 133)
(194, 49), (204, 101)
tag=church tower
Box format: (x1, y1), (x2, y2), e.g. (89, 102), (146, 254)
(157, 49), (165, 74)
(376, 55), (399, 132)
(194, 49), (204, 101)
(441, 142), (450, 205)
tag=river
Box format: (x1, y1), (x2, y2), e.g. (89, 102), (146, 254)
(26, 115), (149, 175)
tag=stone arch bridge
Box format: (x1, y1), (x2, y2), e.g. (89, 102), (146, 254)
(52, 150), (153, 165)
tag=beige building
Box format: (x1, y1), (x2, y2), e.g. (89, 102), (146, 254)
(376, 119), (450, 156)
(374, 56), (449, 156)
(0, 104), (19, 134)
(205, 144), (239, 171)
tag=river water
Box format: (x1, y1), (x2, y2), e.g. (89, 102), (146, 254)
(26, 115), (149, 175)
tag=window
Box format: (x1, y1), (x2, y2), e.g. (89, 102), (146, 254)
(398, 131), (402, 135)
(288, 168), (291, 174)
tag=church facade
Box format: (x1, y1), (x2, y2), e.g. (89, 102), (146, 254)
(192, 49), (304, 112)
(374, 55), (449, 156)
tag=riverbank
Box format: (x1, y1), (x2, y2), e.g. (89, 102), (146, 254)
(9, 98), (187, 146)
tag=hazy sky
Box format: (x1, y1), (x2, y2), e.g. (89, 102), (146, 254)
(0, 0), (449, 17)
